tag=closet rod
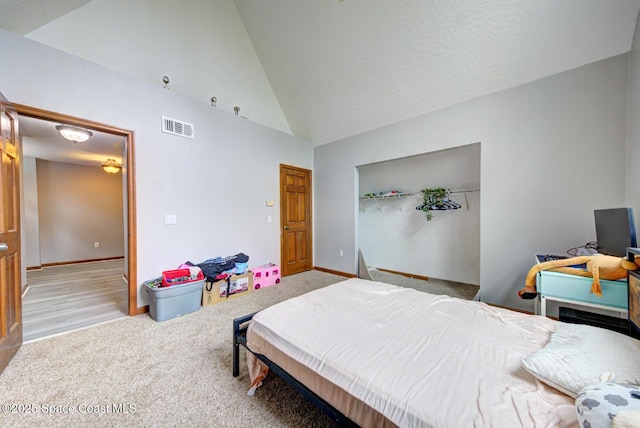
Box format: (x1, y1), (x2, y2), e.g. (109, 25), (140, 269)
(408, 188), (480, 196)
(448, 188), (480, 194)
(395, 188), (480, 197)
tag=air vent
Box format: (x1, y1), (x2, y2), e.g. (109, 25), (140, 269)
(162, 116), (194, 139)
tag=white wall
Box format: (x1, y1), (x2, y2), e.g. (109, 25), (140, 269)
(315, 54), (629, 311)
(34, 159), (124, 265)
(0, 29), (312, 307)
(26, 0), (291, 136)
(358, 144), (480, 284)
(627, 15), (640, 227)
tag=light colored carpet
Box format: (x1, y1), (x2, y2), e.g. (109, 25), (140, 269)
(357, 249), (479, 301)
(1, 270), (345, 428)
(368, 269), (480, 300)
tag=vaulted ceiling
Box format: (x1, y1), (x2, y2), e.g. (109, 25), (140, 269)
(1, 0), (640, 146)
(235, 0), (640, 144)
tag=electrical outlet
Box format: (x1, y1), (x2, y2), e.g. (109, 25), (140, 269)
(94, 242), (100, 248)
(164, 214), (177, 225)
(339, 249), (344, 257)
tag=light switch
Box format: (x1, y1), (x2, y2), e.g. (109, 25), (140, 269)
(165, 214), (177, 225)
(267, 215), (272, 223)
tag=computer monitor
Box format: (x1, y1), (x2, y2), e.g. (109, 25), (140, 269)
(594, 208), (637, 257)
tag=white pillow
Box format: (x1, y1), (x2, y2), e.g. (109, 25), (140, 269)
(521, 323), (640, 397)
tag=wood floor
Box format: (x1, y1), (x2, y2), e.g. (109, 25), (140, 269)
(23, 260), (128, 343)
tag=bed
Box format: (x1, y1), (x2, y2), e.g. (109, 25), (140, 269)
(232, 278), (640, 427)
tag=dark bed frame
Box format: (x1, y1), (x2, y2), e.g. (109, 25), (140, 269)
(232, 313), (359, 427)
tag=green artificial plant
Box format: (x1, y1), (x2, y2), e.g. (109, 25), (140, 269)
(419, 187), (450, 221)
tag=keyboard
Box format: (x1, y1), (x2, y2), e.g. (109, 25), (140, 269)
(536, 254), (568, 263)
(535, 254), (586, 269)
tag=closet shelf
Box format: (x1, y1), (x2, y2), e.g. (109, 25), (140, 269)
(359, 195), (405, 212)
(359, 194), (411, 201)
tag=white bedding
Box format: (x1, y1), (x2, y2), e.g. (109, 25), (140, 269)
(248, 278), (577, 427)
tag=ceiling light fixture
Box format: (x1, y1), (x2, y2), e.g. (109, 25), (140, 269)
(101, 159), (122, 174)
(55, 124), (93, 143)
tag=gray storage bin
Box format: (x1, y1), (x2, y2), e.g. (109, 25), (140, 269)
(144, 279), (204, 321)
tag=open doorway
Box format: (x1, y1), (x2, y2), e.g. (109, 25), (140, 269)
(16, 104), (138, 341)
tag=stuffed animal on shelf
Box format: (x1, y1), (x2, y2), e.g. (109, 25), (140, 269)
(518, 254), (640, 299)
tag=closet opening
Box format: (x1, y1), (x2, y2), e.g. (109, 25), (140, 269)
(356, 143), (481, 300)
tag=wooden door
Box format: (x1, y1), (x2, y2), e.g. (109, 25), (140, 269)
(0, 92), (22, 374)
(280, 164), (312, 276)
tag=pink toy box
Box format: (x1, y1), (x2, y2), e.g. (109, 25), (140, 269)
(250, 263), (281, 289)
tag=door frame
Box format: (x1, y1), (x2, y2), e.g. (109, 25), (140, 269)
(279, 164), (313, 276)
(15, 104), (141, 316)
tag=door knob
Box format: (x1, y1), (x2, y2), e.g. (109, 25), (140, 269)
(283, 226), (290, 230)
(0, 243), (7, 251)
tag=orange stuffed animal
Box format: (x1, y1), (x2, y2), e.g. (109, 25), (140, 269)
(518, 254), (640, 299)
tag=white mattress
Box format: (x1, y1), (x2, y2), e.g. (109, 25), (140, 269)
(248, 278), (577, 427)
